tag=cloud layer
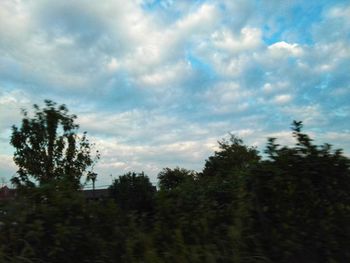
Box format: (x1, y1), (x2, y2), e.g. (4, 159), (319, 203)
(1, 0), (349, 186)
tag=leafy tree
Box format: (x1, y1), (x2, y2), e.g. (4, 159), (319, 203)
(202, 135), (260, 178)
(10, 100), (99, 189)
(198, 135), (260, 212)
(109, 172), (156, 212)
(2, 118), (349, 262)
(158, 167), (196, 191)
(249, 121), (350, 262)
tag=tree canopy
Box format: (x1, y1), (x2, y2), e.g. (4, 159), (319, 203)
(158, 167), (196, 191)
(109, 172), (156, 212)
(10, 100), (99, 189)
(2, 116), (349, 262)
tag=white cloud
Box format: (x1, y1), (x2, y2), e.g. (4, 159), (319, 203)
(176, 4), (219, 35)
(203, 81), (252, 114)
(268, 41), (303, 57)
(212, 27), (262, 53)
(89, 134), (219, 182)
(281, 105), (327, 126)
(136, 60), (192, 87)
(328, 5), (350, 21)
(122, 3), (219, 78)
(273, 94), (292, 104)
(210, 53), (251, 77)
(106, 57), (119, 72)
(0, 154), (16, 178)
(0, 89), (32, 131)
(1, 0), (350, 185)
(268, 131), (298, 146)
(262, 81), (289, 94)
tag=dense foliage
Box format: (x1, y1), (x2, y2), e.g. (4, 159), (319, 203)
(109, 172), (156, 213)
(1, 102), (349, 262)
(10, 100), (99, 190)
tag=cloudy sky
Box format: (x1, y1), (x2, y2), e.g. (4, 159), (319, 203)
(1, 0), (349, 187)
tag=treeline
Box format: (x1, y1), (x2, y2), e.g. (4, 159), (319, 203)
(0, 101), (349, 262)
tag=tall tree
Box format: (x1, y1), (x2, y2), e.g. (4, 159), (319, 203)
(250, 121), (350, 262)
(158, 167), (196, 191)
(10, 100), (99, 189)
(202, 135), (260, 178)
(109, 172), (156, 212)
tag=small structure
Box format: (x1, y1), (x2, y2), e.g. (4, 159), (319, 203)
(83, 189), (110, 201)
(0, 186), (16, 201)
(0, 185), (110, 201)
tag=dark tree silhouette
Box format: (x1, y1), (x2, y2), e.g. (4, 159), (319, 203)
(109, 172), (156, 212)
(158, 167), (196, 191)
(202, 135), (260, 178)
(2, 119), (349, 262)
(10, 100), (99, 189)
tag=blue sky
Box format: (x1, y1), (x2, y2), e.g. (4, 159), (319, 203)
(1, 0), (349, 187)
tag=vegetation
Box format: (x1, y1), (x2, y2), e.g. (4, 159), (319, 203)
(10, 100), (99, 190)
(0, 102), (349, 262)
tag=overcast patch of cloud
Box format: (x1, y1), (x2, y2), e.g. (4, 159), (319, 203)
(1, 0), (350, 185)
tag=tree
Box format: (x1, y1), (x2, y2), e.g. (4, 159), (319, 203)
(109, 172), (156, 212)
(198, 135), (260, 215)
(249, 121), (350, 262)
(157, 167), (196, 191)
(202, 135), (260, 178)
(10, 100), (99, 189)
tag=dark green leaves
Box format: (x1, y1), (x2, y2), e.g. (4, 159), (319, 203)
(10, 100), (99, 190)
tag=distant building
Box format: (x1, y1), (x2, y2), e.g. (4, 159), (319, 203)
(83, 189), (110, 200)
(0, 186), (16, 201)
(0, 186), (110, 202)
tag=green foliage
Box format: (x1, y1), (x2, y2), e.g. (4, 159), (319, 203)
(10, 100), (99, 189)
(251, 121), (350, 262)
(109, 172), (156, 212)
(202, 135), (260, 178)
(2, 119), (349, 262)
(158, 167), (196, 191)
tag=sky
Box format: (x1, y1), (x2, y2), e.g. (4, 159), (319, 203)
(0, 0), (349, 187)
